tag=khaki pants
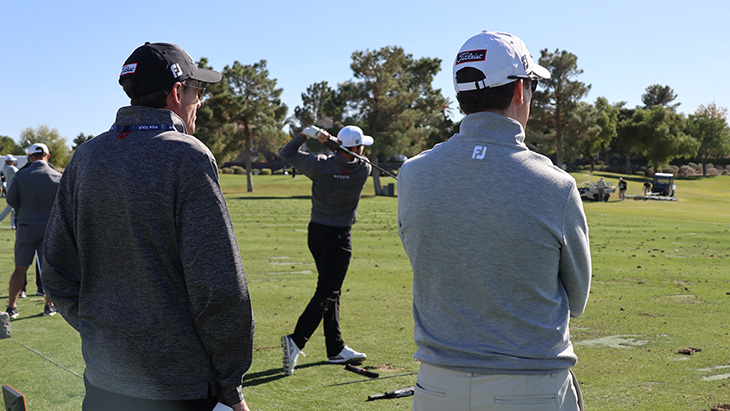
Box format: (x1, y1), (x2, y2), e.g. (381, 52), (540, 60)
(412, 363), (581, 411)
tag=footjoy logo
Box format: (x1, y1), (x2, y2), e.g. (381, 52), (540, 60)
(334, 175), (351, 180)
(456, 49), (486, 65)
(170, 63), (183, 78)
(472, 146), (487, 160)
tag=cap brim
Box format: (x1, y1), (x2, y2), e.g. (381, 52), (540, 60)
(340, 135), (374, 148)
(531, 64), (551, 79)
(190, 67), (222, 84)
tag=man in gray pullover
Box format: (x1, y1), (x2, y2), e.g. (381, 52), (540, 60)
(279, 125), (372, 376)
(42, 42), (254, 411)
(398, 31), (591, 410)
(0, 154), (18, 228)
(6, 144), (60, 318)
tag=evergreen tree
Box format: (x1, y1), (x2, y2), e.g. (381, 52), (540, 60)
(621, 105), (697, 172)
(531, 49), (590, 167)
(642, 84), (680, 110)
(197, 60), (288, 192)
(339, 46), (449, 194)
(686, 106), (730, 175)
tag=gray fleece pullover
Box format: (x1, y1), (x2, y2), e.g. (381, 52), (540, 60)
(398, 112), (591, 375)
(6, 160), (61, 225)
(280, 134), (371, 227)
(42, 106), (254, 406)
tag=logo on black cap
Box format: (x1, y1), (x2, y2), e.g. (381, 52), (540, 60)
(170, 63), (183, 78)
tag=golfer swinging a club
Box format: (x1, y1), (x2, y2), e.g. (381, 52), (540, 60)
(279, 125), (372, 376)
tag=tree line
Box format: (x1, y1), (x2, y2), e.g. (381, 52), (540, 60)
(194, 47), (452, 193)
(528, 49), (729, 177)
(7, 46), (729, 191)
(193, 46), (729, 193)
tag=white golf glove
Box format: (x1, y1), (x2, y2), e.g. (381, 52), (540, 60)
(302, 125), (323, 139)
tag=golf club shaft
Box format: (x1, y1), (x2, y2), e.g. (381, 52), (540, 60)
(345, 364), (379, 378)
(322, 372), (418, 387)
(367, 386), (415, 401)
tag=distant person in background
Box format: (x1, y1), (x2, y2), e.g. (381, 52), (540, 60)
(2, 154), (46, 298)
(5, 143), (61, 319)
(618, 177), (627, 201)
(643, 180), (651, 196)
(596, 177), (607, 202)
(278, 125), (372, 376)
(0, 154), (18, 229)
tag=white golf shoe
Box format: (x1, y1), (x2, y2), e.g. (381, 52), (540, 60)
(328, 345), (367, 364)
(281, 335), (304, 376)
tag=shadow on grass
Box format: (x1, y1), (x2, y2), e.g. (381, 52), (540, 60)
(242, 361), (330, 387)
(232, 196), (311, 201)
(230, 194), (386, 201)
(9, 312), (47, 322)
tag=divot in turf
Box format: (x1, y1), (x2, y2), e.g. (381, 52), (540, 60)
(575, 335), (648, 349)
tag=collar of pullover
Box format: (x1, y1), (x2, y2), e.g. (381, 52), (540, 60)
(452, 111), (526, 148)
(24, 160), (47, 171)
(114, 106), (188, 134)
(333, 151), (362, 168)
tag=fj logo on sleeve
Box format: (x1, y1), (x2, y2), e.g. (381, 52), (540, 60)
(472, 146), (487, 160)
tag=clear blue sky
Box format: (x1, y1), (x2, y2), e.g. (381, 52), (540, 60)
(1, 0), (727, 144)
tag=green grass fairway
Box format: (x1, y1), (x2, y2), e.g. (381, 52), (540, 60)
(1, 172), (729, 410)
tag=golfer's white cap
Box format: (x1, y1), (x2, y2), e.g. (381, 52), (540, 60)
(4, 154), (16, 162)
(453, 30), (550, 92)
(28, 143), (50, 155)
(337, 126), (374, 148)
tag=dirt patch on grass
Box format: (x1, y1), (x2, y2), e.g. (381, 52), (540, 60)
(704, 404), (730, 411)
(374, 363), (407, 373)
(575, 335), (649, 349)
(653, 294), (702, 304)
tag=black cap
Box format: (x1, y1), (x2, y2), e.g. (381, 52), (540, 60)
(119, 42), (222, 97)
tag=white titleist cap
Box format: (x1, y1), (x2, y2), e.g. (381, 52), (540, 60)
(28, 143), (50, 155)
(453, 30), (550, 92)
(337, 126), (374, 148)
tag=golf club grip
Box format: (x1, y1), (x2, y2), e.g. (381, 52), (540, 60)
(345, 364), (379, 378)
(323, 138), (340, 152)
(387, 387), (415, 398)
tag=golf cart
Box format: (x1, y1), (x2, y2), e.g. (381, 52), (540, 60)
(626, 172), (678, 201)
(578, 180), (616, 202)
(650, 173), (676, 197)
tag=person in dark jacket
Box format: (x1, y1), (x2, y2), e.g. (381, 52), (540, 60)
(42, 42), (254, 411)
(278, 125), (372, 376)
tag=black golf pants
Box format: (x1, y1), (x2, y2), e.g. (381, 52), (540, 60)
(291, 221), (352, 357)
(82, 375), (218, 411)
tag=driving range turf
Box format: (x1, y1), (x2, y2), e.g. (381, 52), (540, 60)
(1, 172), (729, 410)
